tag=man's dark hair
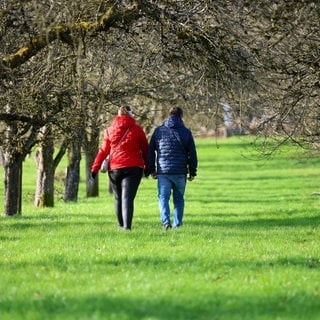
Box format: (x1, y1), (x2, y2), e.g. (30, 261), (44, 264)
(169, 107), (183, 118)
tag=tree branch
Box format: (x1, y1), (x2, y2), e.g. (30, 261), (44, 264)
(0, 113), (34, 123)
(1, 2), (141, 72)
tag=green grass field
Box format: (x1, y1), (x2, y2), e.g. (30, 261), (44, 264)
(1, 137), (320, 320)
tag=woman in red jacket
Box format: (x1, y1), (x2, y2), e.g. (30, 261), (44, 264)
(91, 106), (148, 230)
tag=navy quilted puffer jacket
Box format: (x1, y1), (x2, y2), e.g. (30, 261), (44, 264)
(148, 116), (198, 176)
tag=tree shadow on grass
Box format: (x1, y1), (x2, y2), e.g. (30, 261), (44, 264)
(189, 214), (320, 229)
(3, 210), (319, 235)
(1, 212), (113, 231)
(189, 192), (315, 204)
(0, 289), (319, 320)
(2, 247), (319, 274)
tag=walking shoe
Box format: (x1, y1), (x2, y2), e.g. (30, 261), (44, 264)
(163, 223), (172, 230)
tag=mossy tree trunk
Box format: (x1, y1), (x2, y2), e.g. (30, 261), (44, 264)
(34, 126), (55, 208)
(85, 150), (99, 197)
(64, 129), (82, 202)
(83, 124), (100, 198)
(4, 154), (23, 216)
(3, 120), (23, 216)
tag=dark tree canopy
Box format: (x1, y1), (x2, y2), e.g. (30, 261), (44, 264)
(0, 0), (319, 150)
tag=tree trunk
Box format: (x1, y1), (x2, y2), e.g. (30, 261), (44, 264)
(34, 127), (55, 208)
(64, 132), (81, 202)
(83, 125), (100, 197)
(4, 154), (23, 216)
(3, 118), (24, 216)
(85, 151), (99, 197)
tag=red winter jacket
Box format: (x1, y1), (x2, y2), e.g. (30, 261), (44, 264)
(91, 115), (148, 173)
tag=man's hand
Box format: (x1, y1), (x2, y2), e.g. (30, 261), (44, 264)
(188, 175), (195, 181)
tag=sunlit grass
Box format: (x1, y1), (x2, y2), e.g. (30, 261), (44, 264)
(1, 137), (320, 319)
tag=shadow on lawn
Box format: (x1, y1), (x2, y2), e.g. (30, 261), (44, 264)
(3, 210), (319, 232)
(0, 290), (319, 319)
(1, 212), (111, 231)
(189, 214), (320, 229)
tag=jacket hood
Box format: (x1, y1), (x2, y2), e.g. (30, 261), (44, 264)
(163, 116), (184, 129)
(109, 115), (136, 144)
(111, 115), (136, 129)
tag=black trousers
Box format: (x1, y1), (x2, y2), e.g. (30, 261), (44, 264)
(108, 167), (143, 229)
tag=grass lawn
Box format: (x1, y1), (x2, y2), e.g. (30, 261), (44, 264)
(1, 137), (320, 319)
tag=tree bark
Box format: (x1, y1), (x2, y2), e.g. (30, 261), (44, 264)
(85, 151), (99, 197)
(3, 155), (23, 216)
(3, 118), (24, 216)
(1, 2), (142, 72)
(64, 130), (82, 202)
(83, 125), (100, 198)
(34, 126), (55, 208)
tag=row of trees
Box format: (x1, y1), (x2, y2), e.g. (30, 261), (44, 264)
(1, 0), (319, 216)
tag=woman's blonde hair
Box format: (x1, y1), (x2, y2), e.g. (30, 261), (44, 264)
(118, 105), (132, 116)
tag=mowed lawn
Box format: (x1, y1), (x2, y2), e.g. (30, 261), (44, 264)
(1, 137), (320, 320)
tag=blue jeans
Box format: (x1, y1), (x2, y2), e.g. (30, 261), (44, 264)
(157, 175), (187, 227)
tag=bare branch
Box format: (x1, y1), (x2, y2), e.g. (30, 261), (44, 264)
(1, 2), (141, 71)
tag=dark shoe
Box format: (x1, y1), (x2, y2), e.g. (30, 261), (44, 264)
(163, 223), (172, 230)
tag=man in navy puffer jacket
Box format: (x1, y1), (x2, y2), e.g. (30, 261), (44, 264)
(148, 107), (198, 229)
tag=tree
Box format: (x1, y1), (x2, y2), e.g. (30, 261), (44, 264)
(1, 0), (319, 215)
(34, 126), (68, 207)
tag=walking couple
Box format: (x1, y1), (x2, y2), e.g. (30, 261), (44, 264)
(91, 106), (198, 231)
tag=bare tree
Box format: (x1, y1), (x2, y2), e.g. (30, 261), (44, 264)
(1, 0), (319, 215)
(228, 1), (320, 154)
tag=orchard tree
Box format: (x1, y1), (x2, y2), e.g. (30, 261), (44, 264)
(262, 1), (320, 154)
(223, 1), (320, 153)
(1, 0), (319, 215)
